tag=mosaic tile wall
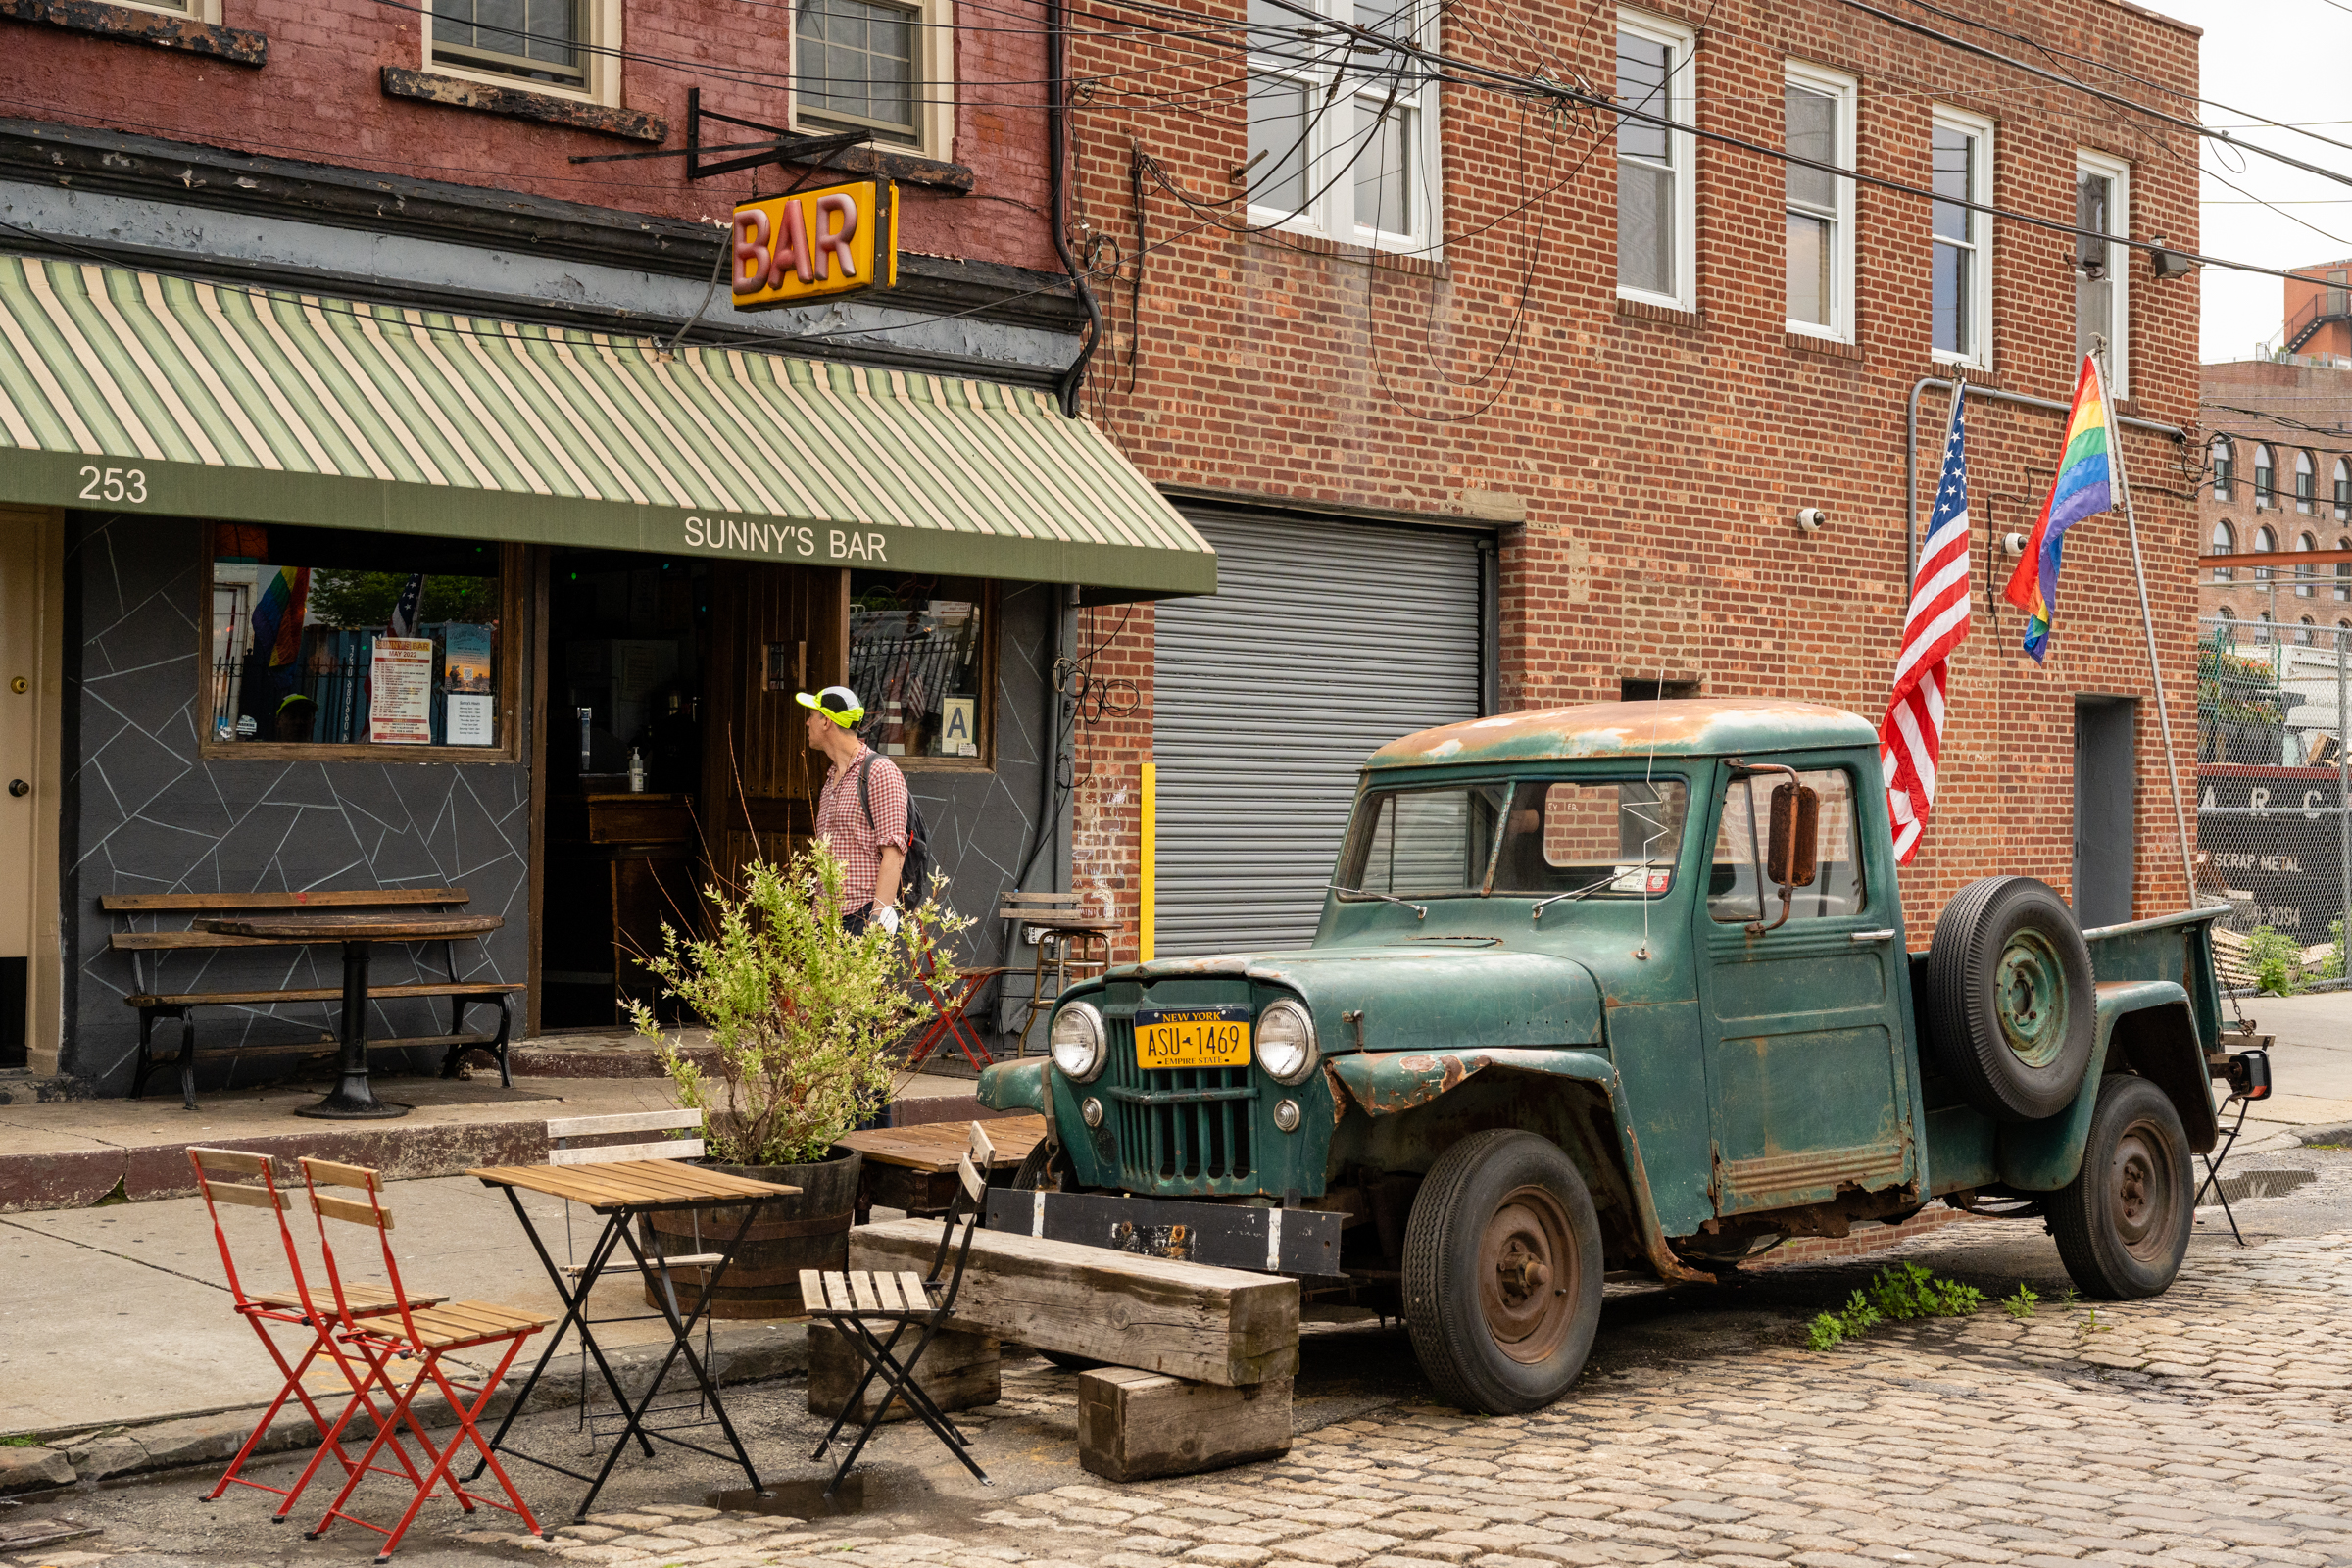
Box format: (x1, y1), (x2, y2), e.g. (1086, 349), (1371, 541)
(59, 516), (1055, 1093)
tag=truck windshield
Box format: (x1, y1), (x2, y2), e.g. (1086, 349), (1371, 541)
(1338, 779), (1690, 899)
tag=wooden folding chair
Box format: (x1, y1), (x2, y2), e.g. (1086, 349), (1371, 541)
(186, 1148), (449, 1523)
(294, 1157), (551, 1561)
(802, 1120), (998, 1497)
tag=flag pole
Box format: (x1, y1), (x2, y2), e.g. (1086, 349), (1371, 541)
(2099, 343), (2199, 910)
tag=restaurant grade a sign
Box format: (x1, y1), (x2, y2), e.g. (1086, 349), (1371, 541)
(730, 179), (899, 310)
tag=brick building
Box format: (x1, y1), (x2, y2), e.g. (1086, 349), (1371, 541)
(2199, 355), (2352, 640)
(1054, 0), (2209, 956)
(0, 0), (1220, 1087)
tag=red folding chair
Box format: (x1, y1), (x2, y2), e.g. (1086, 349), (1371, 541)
(296, 1156), (550, 1561)
(906, 959), (1007, 1072)
(186, 1148), (450, 1523)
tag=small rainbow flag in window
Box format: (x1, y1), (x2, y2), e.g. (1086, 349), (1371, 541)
(2002, 354), (2114, 662)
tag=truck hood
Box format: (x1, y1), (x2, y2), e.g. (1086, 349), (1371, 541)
(1116, 947), (1603, 1054)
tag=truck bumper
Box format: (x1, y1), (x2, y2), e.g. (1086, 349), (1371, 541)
(982, 1188), (1346, 1278)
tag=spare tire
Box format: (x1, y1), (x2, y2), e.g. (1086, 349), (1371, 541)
(1924, 876), (2095, 1122)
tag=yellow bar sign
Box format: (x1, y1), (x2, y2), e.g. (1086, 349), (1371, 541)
(729, 179), (898, 310)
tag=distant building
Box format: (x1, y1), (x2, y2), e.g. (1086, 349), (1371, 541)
(2200, 325), (2352, 644)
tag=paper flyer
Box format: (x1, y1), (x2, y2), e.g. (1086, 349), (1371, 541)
(446, 693), (496, 746)
(369, 636), (434, 745)
(443, 624), (494, 693)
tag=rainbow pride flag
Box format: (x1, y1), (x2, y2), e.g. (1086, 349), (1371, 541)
(2002, 355), (2114, 662)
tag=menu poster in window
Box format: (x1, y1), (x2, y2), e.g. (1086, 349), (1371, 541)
(444, 624), (494, 693)
(369, 636), (434, 745)
(446, 693), (496, 746)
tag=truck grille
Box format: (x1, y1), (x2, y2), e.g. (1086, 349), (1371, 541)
(1102, 1018), (1257, 1186)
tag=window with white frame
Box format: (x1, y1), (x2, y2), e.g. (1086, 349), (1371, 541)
(2075, 150), (2130, 394)
(2298, 450), (2318, 514)
(428, 0), (618, 103)
(2211, 518), (2234, 582)
(1243, 0), (1441, 252)
(794, 0), (954, 157)
(2337, 535), (2350, 601)
(2256, 445), (2276, 509)
(2298, 532), (2319, 597)
(2212, 437), (2233, 501)
(1616, 10), (1696, 312)
(1785, 62), (1857, 342)
(2336, 458), (2349, 518)
(1931, 107), (1992, 368)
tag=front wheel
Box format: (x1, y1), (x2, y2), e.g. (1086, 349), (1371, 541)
(1401, 1129), (1603, 1414)
(2048, 1074), (2194, 1299)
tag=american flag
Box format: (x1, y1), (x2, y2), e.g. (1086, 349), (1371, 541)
(1880, 394), (1973, 865)
(388, 572), (425, 639)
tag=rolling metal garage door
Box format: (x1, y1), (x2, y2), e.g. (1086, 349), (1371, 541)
(1152, 509), (1485, 956)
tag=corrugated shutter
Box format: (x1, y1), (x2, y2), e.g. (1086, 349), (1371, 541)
(1152, 509), (1484, 956)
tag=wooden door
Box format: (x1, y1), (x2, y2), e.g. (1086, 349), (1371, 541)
(703, 564), (847, 890)
(0, 509), (57, 1070)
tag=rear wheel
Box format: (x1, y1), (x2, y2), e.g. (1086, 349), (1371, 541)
(1402, 1130), (1602, 1414)
(2048, 1074), (2194, 1299)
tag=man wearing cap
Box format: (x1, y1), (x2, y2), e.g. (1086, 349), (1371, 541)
(797, 685), (908, 935)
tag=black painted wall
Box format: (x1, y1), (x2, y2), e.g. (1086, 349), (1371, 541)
(59, 514), (1051, 1092)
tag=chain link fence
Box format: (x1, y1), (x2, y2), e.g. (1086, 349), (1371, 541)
(2198, 617), (2350, 992)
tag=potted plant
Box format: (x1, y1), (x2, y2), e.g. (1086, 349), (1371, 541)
(626, 841), (968, 1317)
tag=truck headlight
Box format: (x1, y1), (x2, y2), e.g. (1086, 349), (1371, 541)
(1050, 1000), (1106, 1083)
(1255, 999), (1318, 1084)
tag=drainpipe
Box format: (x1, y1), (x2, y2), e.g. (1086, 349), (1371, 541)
(1046, 0), (1103, 416)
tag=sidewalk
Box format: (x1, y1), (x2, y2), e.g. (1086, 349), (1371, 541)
(2224, 989), (2352, 1155)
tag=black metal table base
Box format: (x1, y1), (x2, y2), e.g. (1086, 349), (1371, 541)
(469, 1188), (771, 1519)
(295, 940), (410, 1120)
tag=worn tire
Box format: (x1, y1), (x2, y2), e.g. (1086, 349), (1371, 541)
(2048, 1074), (2194, 1300)
(1401, 1129), (1603, 1415)
(1924, 876), (2096, 1122)
(1010, 1139), (1102, 1371)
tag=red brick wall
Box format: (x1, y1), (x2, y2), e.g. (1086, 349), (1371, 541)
(6, 0), (1056, 270)
(2198, 360), (2352, 633)
(1064, 0), (2205, 952)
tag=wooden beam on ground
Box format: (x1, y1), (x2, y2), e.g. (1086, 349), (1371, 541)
(848, 1218), (1298, 1387)
(1077, 1366), (1293, 1482)
(807, 1323), (1001, 1425)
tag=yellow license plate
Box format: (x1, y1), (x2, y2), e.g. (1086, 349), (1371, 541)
(1134, 1006), (1252, 1071)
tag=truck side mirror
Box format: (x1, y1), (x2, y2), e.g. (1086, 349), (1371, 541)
(1766, 783), (1820, 890)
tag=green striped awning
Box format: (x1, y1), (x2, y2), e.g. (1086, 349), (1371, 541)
(0, 256), (1214, 595)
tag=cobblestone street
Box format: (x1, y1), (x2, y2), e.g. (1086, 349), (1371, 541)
(13, 1152), (2350, 1568)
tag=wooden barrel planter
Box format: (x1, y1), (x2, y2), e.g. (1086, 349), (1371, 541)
(642, 1147), (862, 1319)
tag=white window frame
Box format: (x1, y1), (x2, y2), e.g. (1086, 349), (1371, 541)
(110, 0), (220, 18)
(1929, 105), (1993, 371)
(1615, 8), (1697, 314)
(1242, 0), (1443, 256)
(424, 0), (622, 109)
(790, 0), (956, 161)
(2075, 148), (2131, 397)
(1784, 60), (1858, 344)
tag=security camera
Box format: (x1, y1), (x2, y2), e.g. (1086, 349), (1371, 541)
(1795, 507), (1828, 533)
(2002, 531), (2028, 557)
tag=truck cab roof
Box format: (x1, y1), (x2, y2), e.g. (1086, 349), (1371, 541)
(1366, 699), (1881, 770)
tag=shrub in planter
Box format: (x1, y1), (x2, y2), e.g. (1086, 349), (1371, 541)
(625, 842), (970, 1314)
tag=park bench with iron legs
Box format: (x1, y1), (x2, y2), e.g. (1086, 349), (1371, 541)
(103, 889), (521, 1108)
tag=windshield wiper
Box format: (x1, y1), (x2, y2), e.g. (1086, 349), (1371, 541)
(1529, 866), (1648, 921)
(1327, 884), (1429, 920)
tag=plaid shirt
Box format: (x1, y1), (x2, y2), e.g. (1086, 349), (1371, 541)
(815, 743), (910, 911)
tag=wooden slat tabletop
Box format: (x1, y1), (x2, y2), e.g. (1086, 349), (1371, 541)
(837, 1113), (1047, 1172)
(469, 1158), (798, 1211)
(200, 912), (504, 942)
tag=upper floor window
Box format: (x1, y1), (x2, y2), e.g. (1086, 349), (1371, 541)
(2335, 458), (2348, 518)
(2337, 537), (2350, 601)
(2211, 518), (2234, 581)
(1243, 0), (1441, 253)
(1931, 107), (1993, 368)
(795, 0), (954, 158)
(431, 0), (591, 92)
(2075, 151), (2130, 395)
(1616, 10), (1696, 313)
(1785, 63), (1858, 342)
(2212, 437), (2233, 500)
(2297, 531), (2319, 596)
(2255, 445), (2276, 508)
(2297, 450), (2317, 513)
(2254, 521), (2278, 580)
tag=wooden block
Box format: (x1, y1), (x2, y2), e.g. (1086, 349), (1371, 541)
(849, 1218), (1298, 1387)
(806, 1323), (1001, 1425)
(1077, 1366), (1292, 1483)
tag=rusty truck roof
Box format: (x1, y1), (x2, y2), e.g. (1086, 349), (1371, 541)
(1366, 700), (1880, 768)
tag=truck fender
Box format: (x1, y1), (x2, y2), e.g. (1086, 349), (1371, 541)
(977, 1057), (1050, 1115)
(1333, 1048), (1715, 1286)
(1996, 980), (2217, 1190)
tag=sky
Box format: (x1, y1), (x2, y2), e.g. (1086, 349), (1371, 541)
(2148, 0), (2352, 362)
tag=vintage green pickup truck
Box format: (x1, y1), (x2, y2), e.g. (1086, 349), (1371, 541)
(978, 700), (2244, 1414)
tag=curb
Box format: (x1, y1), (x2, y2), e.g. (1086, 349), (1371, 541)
(19, 1322), (809, 1486)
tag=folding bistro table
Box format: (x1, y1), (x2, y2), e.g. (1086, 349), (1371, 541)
(464, 1159), (796, 1519)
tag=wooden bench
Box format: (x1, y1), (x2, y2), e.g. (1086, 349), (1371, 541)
(103, 889), (522, 1108)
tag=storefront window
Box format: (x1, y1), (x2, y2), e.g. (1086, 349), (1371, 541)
(846, 573), (993, 763)
(206, 524), (511, 755)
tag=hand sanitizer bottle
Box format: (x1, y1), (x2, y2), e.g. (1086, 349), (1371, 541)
(628, 747), (647, 793)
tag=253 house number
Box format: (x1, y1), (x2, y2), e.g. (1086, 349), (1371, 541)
(77, 466), (148, 504)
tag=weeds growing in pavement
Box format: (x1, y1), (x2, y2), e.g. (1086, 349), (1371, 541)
(2076, 1307), (2113, 1342)
(2002, 1284), (2040, 1320)
(0, 1433), (40, 1446)
(1807, 1262), (1986, 1349)
(1806, 1291), (1883, 1351)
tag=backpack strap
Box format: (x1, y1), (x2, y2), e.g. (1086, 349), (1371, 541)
(858, 749), (877, 831)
